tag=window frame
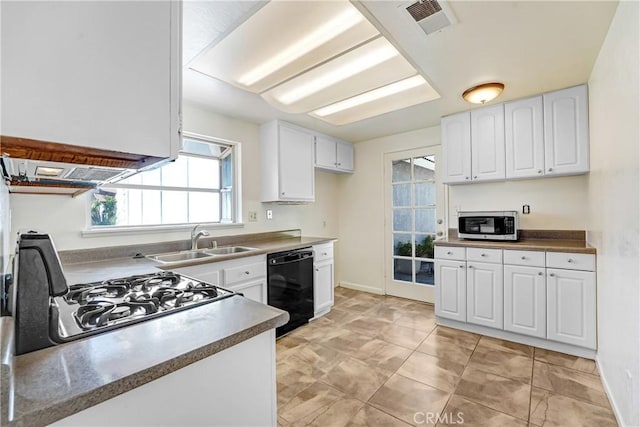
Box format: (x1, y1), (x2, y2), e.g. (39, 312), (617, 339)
(84, 131), (243, 233)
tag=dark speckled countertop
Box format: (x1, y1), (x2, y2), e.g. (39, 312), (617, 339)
(1, 230), (335, 426)
(435, 229), (596, 254)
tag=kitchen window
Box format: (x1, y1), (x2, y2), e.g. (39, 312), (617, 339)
(89, 133), (240, 228)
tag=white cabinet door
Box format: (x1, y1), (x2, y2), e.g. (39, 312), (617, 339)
(315, 135), (337, 170)
(435, 259), (466, 321)
(336, 141), (354, 172)
(314, 261), (334, 316)
(228, 279), (267, 305)
(441, 112), (472, 184)
(278, 125), (315, 201)
(504, 265), (546, 338)
(1, 1), (181, 158)
(466, 262), (503, 329)
(543, 85), (589, 176)
(547, 268), (596, 349)
(505, 96), (545, 179)
(471, 104), (505, 182)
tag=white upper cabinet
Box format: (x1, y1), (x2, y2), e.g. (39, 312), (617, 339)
(442, 84), (589, 185)
(471, 104), (506, 182)
(315, 135), (354, 173)
(543, 85), (590, 176)
(1, 1), (182, 159)
(260, 121), (315, 203)
(505, 96), (545, 179)
(441, 112), (472, 184)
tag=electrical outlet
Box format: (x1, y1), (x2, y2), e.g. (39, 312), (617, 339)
(248, 211), (257, 222)
(522, 204), (531, 214)
(266, 209), (273, 220)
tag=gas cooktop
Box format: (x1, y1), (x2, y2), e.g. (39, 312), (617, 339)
(53, 271), (235, 340)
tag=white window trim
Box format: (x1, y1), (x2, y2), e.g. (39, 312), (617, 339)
(84, 132), (243, 234)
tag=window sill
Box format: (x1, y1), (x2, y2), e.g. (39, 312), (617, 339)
(82, 222), (245, 238)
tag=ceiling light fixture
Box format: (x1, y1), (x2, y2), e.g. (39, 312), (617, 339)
(277, 43), (399, 105)
(313, 75), (427, 117)
(237, 7), (364, 87)
(462, 82), (505, 104)
(35, 166), (64, 177)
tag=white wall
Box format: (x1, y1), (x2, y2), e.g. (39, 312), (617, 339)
(587, 1), (640, 425)
(448, 175), (589, 230)
(9, 103), (339, 251)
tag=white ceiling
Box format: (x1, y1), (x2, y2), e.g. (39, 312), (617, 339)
(182, 0), (618, 143)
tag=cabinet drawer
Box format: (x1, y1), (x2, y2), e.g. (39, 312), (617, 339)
(313, 243), (334, 263)
(435, 246), (466, 261)
(466, 247), (503, 264)
(504, 250), (545, 267)
(546, 252), (595, 271)
(224, 262), (266, 285)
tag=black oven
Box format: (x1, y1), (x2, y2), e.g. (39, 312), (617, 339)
(267, 248), (314, 337)
(458, 211), (518, 241)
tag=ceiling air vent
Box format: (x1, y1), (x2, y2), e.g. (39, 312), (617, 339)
(404, 0), (456, 35)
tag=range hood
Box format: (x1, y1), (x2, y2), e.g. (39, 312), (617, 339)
(0, 136), (167, 196)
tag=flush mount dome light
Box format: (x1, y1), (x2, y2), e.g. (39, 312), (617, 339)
(462, 82), (504, 104)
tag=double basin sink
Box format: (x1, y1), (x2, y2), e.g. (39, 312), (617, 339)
(148, 246), (258, 264)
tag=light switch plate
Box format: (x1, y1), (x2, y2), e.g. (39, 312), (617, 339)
(248, 211), (257, 222)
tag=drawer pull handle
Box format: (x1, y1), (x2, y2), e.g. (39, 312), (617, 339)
(459, 265), (464, 268)
(481, 253), (487, 257)
(538, 272), (543, 276)
(322, 252), (328, 256)
(549, 273), (555, 277)
(244, 271), (250, 275)
(468, 265), (474, 269)
(567, 258), (574, 263)
(521, 256), (527, 260)
(447, 251), (453, 255)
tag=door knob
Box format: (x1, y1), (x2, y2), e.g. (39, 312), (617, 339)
(548, 168), (553, 172)
(437, 219), (443, 224)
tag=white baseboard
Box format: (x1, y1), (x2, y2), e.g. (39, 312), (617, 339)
(437, 317), (597, 359)
(596, 356), (626, 427)
(338, 281), (384, 295)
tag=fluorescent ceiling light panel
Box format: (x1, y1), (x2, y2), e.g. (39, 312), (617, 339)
(276, 41), (399, 105)
(314, 75), (428, 117)
(189, 1), (379, 93)
(311, 75), (440, 125)
(237, 7), (364, 87)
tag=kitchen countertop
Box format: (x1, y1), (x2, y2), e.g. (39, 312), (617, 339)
(0, 231), (337, 426)
(435, 229), (595, 254)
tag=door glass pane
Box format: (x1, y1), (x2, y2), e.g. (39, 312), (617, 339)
(393, 258), (413, 282)
(415, 208), (436, 233)
(393, 184), (411, 207)
(415, 261), (435, 285)
(414, 156), (435, 180)
(393, 233), (412, 257)
(414, 182), (435, 206)
(393, 209), (412, 232)
(414, 234), (435, 259)
(392, 159), (411, 182)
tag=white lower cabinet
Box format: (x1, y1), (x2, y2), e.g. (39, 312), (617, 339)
(436, 246), (597, 352)
(466, 262), (503, 329)
(313, 242), (334, 317)
(504, 265), (546, 338)
(435, 259), (467, 322)
(172, 255), (267, 304)
(547, 268), (596, 349)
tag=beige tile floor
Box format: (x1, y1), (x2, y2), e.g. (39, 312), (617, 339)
(276, 287), (618, 427)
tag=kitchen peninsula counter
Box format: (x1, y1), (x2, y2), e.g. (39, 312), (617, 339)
(0, 230), (345, 426)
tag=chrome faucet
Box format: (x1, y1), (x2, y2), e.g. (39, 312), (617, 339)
(190, 225), (210, 250)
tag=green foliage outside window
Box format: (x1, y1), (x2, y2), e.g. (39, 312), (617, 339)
(91, 195), (117, 226)
(395, 235), (435, 258)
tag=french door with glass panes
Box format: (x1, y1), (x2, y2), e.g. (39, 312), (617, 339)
(384, 147), (445, 302)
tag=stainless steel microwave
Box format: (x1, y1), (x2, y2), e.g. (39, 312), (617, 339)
(458, 211), (519, 241)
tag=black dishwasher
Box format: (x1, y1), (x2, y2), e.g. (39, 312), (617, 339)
(267, 248), (314, 337)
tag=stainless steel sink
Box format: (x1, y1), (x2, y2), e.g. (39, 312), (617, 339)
(148, 250), (214, 263)
(147, 246), (257, 264)
(202, 246), (257, 255)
